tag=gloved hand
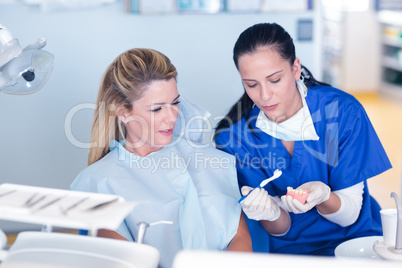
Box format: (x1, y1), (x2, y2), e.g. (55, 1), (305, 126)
(240, 186), (281, 221)
(281, 181), (330, 214)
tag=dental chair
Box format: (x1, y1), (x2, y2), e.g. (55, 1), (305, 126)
(0, 229), (6, 249)
(0, 231), (159, 268)
(0, 229), (7, 261)
(0, 184), (160, 267)
(172, 250), (401, 268)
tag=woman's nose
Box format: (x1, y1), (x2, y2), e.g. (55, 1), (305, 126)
(260, 85), (273, 101)
(166, 105), (179, 124)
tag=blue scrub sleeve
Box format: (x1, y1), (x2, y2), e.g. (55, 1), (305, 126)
(329, 105), (391, 190)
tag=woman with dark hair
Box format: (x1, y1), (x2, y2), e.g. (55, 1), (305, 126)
(214, 23), (391, 255)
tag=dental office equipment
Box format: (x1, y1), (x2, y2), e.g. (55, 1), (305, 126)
(0, 189), (16, 199)
(24, 192), (39, 206)
(0, 23), (54, 95)
(137, 221), (173, 244)
(86, 197), (119, 211)
(373, 192), (402, 260)
(239, 169), (282, 203)
(0, 231), (160, 268)
(172, 250), (402, 268)
(25, 193), (47, 208)
(60, 196), (90, 215)
(0, 183), (136, 236)
(392, 192), (402, 250)
(34, 194), (67, 211)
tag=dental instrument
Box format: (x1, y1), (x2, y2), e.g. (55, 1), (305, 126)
(25, 194), (47, 208)
(137, 221), (173, 244)
(24, 192), (39, 206)
(60, 196), (89, 215)
(86, 197), (119, 211)
(0, 189), (16, 198)
(34, 195), (67, 212)
(238, 169), (282, 203)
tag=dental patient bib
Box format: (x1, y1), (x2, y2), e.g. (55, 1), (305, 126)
(71, 137), (241, 268)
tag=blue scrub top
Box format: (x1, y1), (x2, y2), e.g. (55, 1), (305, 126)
(215, 84), (392, 255)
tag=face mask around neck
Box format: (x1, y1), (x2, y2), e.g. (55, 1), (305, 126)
(255, 78), (319, 141)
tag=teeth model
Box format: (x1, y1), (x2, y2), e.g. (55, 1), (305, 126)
(286, 187), (309, 204)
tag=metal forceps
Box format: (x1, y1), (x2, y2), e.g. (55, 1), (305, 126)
(0, 189), (17, 199)
(60, 196), (89, 215)
(24, 192), (47, 208)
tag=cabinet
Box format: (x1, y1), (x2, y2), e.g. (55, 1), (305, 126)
(378, 10), (402, 101)
(321, 9), (344, 89)
(321, 5), (380, 93)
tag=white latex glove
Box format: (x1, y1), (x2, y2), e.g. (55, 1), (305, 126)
(240, 186), (281, 221)
(281, 181), (331, 214)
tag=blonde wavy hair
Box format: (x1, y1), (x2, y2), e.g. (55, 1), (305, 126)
(88, 48), (177, 165)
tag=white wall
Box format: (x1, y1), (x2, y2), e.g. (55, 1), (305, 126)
(0, 1), (318, 231)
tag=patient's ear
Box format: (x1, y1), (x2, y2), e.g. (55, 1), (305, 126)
(116, 106), (129, 124)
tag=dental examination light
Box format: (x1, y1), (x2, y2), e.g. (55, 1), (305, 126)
(0, 24), (54, 95)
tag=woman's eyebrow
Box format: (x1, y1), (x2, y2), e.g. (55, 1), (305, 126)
(266, 70), (283, 78)
(148, 95), (180, 106)
(172, 95), (180, 102)
(242, 70), (283, 81)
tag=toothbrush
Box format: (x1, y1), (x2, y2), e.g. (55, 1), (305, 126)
(238, 169), (282, 203)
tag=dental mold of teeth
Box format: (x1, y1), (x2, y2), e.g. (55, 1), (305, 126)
(286, 187), (309, 204)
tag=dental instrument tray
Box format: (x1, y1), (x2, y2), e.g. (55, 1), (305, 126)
(0, 183), (136, 233)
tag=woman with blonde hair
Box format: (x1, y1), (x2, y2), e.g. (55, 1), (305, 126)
(71, 48), (252, 268)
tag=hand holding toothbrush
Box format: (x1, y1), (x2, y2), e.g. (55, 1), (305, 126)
(241, 186), (281, 221)
(238, 169), (282, 203)
(239, 169), (283, 221)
